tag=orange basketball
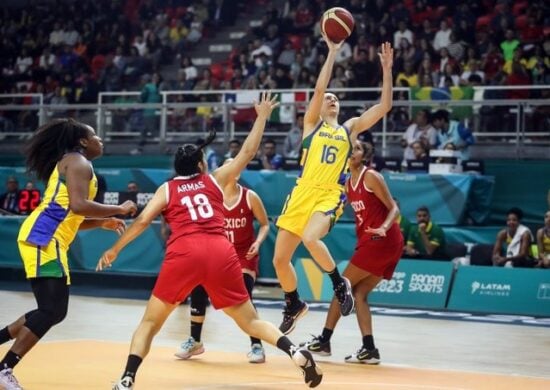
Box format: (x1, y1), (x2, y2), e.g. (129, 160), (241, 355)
(321, 7), (355, 43)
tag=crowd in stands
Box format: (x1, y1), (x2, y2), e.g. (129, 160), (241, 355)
(1, 0), (549, 134)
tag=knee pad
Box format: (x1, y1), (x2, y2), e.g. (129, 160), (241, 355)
(243, 273), (255, 298)
(24, 305), (67, 339)
(190, 286), (208, 316)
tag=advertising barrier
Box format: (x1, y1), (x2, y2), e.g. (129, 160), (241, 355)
(447, 266), (550, 316)
(295, 259), (454, 309)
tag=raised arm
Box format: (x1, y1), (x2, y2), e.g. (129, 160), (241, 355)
(303, 35), (343, 134)
(344, 42), (394, 136)
(96, 184), (168, 270)
(212, 91), (278, 187)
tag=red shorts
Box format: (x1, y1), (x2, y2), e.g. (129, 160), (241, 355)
(350, 225), (403, 280)
(152, 234), (249, 309)
(235, 246), (259, 273)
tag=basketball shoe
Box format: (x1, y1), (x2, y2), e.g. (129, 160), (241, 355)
(344, 346), (380, 364)
(291, 348), (323, 388)
(175, 336), (205, 359)
(112, 375), (134, 390)
(247, 343), (266, 363)
(0, 367), (23, 390)
(334, 277), (355, 316)
(279, 300), (309, 335)
(299, 335), (332, 356)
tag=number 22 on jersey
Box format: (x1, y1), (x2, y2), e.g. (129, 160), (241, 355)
(181, 194), (213, 220)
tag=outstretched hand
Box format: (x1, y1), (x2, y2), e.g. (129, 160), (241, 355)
(254, 90), (279, 118)
(321, 32), (344, 52)
(96, 248), (118, 271)
(378, 42), (394, 72)
(101, 218), (126, 236)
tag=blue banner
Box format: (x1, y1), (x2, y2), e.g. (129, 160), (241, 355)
(448, 266), (550, 316)
(295, 259), (454, 309)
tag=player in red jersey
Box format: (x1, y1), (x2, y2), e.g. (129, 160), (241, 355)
(96, 91), (323, 390)
(301, 139), (403, 364)
(175, 158), (270, 363)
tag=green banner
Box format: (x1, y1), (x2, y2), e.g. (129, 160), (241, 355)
(448, 266), (550, 316)
(294, 259), (454, 309)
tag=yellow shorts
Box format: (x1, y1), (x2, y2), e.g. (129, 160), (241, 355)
(276, 184), (346, 238)
(18, 239), (71, 284)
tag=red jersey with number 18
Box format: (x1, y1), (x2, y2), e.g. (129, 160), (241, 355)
(162, 173), (226, 248)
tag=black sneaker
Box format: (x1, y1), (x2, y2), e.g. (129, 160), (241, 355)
(299, 335), (332, 356)
(334, 277), (354, 316)
(344, 346), (380, 364)
(279, 300), (309, 335)
(292, 348), (323, 388)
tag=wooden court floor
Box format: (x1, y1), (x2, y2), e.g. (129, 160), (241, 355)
(1, 290), (549, 390)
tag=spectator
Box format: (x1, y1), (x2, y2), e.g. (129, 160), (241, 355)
(0, 176), (20, 214)
(500, 29), (520, 63)
(409, 140), (430, 166)
(535, 210), (550, 268)
(196, 136), (220, 171)
(393, 20), (414, 49)
(405, 206), (446, 259)
(131, 73), (162, 155)
(432, 20), (451, 51)
(400, 109), (437, 164)
(283, 113), (304, 158)
(432, 109), (475, 161)
(460, 59), (485, 85)
(224, 139), (242, 160)
(260, 139), (283, 170)
(127, 181), (139, 193)
(493, 208), (536, 268)
(396, 60), (418, 87)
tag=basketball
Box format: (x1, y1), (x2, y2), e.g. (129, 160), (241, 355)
(321, 7), (355, 43)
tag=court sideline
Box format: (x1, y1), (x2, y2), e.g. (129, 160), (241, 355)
(1, 289), (549, 389)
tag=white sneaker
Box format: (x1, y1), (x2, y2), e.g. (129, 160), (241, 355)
(174, 336), (205, 359)
(247, 343), (266, 363)
(112, 375), (134, 390)
(0, 367), (23, 390)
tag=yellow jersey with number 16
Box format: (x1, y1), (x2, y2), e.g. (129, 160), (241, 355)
(298, 121), (352, 189)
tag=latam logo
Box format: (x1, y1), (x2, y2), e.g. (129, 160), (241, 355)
(471, 281), (511, 297)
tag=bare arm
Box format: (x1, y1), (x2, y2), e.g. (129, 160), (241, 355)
(213, 91), (278, 187)
(506, 232), (532, 262)
(419, 227), (439, 256)
(536, 228), (544, 261)
(96, 184), (167, 270)
(64, 154), (136, 217)
(363, 171), (399, 236)
(492, 230), (507, 265)
(344, 42), (394, 136)
(79, 217), (127, 236)
(249, 190), (269, 245)
(303, 35), (343, 134)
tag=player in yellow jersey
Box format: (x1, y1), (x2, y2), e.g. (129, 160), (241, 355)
(0, 119), (137, 390)
(275, 37), (394, 334)
(535, 210), (550, 268)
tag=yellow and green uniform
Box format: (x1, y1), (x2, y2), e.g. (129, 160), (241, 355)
(397, 214), (411, 242)
(277, 121), (351, 237)
(407, 221), (446, 258)
(17, 163), (97, 284)
(542, 230), (550, 256)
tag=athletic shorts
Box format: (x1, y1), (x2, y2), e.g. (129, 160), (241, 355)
(276, 184), (346, 238)
(234, 246), (259, 274)
(153, 233), (249, 309)
(18, 239), (71, 284)
(350, 225), (403, 280)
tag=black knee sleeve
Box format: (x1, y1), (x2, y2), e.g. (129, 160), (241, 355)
(190, 285), (208, 316)
(26, 277), (69, 338)
(243, 273), (255, 299)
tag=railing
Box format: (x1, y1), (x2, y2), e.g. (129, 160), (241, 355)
(1, 86), (549, 157)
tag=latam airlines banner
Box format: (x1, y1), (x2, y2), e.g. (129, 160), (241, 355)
(448, 266), (550, 316)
